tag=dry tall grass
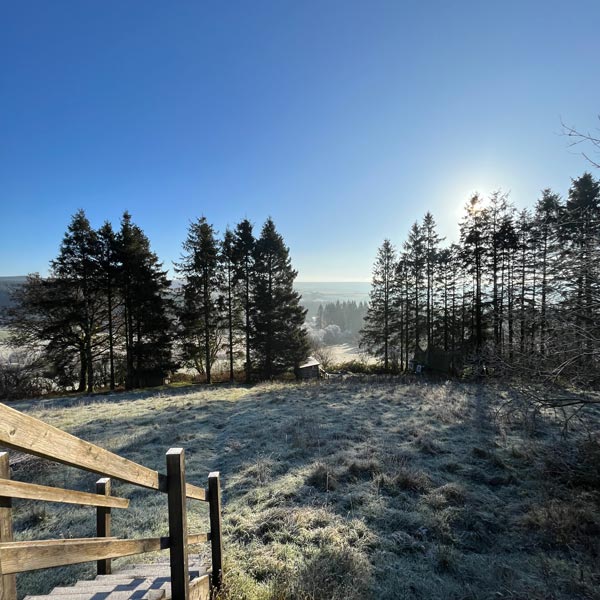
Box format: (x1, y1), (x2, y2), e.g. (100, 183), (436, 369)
(5, 379), (600, 599)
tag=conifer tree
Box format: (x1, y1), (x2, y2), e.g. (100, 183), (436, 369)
(422, 212), (443, 350)
(6, 273), (85, 390)
(116, 212), (173, 389)
(221, 228), (243, 382)
(51, 209), (102, 392)
(460, 195), (488, 352)
(359, 239), (399, 371)
(176, 217), (223, 384)
(251, 218), (308, 379)
(233, 219), (256, 383)
(404, 222), (426, 354)
(533, 189), (562, 356)
(97, 221), (119, 389)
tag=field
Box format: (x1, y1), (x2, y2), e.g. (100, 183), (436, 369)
(5, 380), (600, 600)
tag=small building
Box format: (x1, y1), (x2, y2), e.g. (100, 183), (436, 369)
(136, 368), (168, 388)
(412, 347), (463, 376)
(297, 356), (324, 380)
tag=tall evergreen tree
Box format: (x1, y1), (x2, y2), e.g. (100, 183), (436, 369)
(51, 209), (102, 392)
(251, 218), (308, 379)
(559, 173), (600, 367)
(176, 217), (223, 384)
(404, 222), (426, 354)
(116, 212), (173, 389)
(533, 189), (562, 356)
(460, 195), (488, 352)
(422, 212), (442, 350)
(233, 219), (256, 383)
(221, 228), (242, 383)
(359, 239), (399, 371)
(97, 222), (120, 390)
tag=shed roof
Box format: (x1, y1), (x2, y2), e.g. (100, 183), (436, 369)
(299, 356), (320, 369)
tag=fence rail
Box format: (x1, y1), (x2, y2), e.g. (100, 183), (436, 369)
(0, 403), (223, 600)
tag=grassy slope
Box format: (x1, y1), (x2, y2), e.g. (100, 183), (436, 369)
(6, 381), (600, 600)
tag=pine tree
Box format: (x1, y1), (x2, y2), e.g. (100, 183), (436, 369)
(51, 209), (102, 392)
(6, 273), (85, 390)
(233, 219), (256, 383)
(176, 217), (223, 384)
(359, 239), (399, 371)
(533, 189), (562, 356)
(493, 203), (518, 358)
(559, 173), (600, 369)
(422, 212), (442, 350)
(97, 222), (120, 390)
(116, 212), (173, 389)
(251, 218), (308, 379)
(221, 228), (242, 382)
(460, 195), (488, 352)
(404, 222), (426, 354)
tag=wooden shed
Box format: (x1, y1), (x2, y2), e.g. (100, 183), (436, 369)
(296, 356), (323, 380)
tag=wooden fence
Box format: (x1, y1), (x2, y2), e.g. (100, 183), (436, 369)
(0, 403), (223, 600)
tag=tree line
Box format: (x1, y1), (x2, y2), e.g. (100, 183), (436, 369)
(3, 211), (308, 396)
(305, 300), (367, 346)
(315, 300), (368, 339)
(360, 172), (600, 386)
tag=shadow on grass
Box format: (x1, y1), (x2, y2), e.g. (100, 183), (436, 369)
(8, 380), (600, 600)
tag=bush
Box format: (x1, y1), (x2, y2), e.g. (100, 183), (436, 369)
(0, 352), (52, 400)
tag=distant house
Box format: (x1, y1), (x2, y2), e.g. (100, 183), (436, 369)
(296, 356), (325, 380)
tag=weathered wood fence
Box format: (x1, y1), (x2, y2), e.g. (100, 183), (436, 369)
(0, 403), (223, 600)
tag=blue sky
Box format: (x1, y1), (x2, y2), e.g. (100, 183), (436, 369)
(1, 1), (599, 281)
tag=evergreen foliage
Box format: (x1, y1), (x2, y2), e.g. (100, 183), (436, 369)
(359, 172), (600, 384)
(251, 218), (309, 379)
(221, 228), (244, 383)
(359, 240), (398, 371)
(5, 210), (174, 393)
(4, 210), (308, 394)
(233, 219), (256, 383)
(114, 212), (174, 389)
(175, 217), (223, 384)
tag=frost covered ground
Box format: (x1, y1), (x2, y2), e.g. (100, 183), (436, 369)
(5, 380), (600, 600)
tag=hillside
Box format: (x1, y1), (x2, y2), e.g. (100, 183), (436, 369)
(5, 380), (599, 600)
(0, 275), (26, 311)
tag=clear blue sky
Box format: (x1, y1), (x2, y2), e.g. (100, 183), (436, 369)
(1, 1), (599, 281)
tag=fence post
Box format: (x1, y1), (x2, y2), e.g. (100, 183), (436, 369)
(208, 472), (223, 592)
(0, 452), (17, 600)
(166, 448), (189, 600)
(96, 477), (112, 575)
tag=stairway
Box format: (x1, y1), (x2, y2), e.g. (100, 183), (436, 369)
(23, 561), (211, 600)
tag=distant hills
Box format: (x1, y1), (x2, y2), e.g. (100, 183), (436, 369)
(294, 281), (370, 303)
(294, 281), (370, 320)
(0, 276), (26, 310)
(0, 277), (370, 314)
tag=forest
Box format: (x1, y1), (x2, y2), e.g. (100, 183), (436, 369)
(3, 171), (600, 401)
(360, 172), (600, 392)
(0, 212), (308, 398)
